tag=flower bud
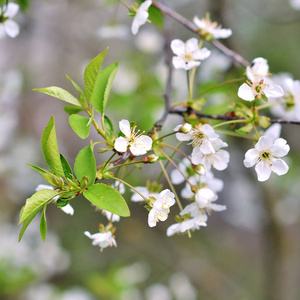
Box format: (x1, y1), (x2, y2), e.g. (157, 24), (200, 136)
(143, 154), (159, 163)
(180, 123), (192, 133)
(193, 164), (205, 175)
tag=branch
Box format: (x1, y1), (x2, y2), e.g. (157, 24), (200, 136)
(152, 1), (250, 67)
(169, 108), (300, 125)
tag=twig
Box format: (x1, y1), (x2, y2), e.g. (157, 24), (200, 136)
(152, 1), (250, 67)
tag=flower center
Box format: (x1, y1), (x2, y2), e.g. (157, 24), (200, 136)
(190, 127), (205, 147)
(261, 151), (270, 160)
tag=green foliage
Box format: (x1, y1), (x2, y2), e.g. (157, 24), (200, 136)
(83, 183), (130, 217)
(74, 145), (96, 189)
(69, 114), (91, 139)
(33, 86), (81, 107)
(104, 115), (115, 140)
(41, 116), (65, 177)
(64, 105), (84, 115)
(148, 5), (164, 29)
(84, 48), (108, 103)
(91, 62), (118, 114)
(60, 154), (73, 180)
(39, 205), (47, 241)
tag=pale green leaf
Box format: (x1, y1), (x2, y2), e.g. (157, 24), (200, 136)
(69, 114), (91, 139)
(40, 205), (47, 241)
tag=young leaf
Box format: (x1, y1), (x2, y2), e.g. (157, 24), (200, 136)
(64, 105), (84, 115)
(60, 154), (73, 179)
(19, 207), (40, 242)
(41, 116), (65, 177)
(83, 183), (130, 217)
(104, 115), (115, 139)
(84, 48), (108, 102)
(34, 86), (81, 106)
(19, 189), (59, 224)
(27, 164), (49, 174)
(91, 62), (118, 114)
(74, 145), (96, 188)
(69, 114), (91, 139)
(40, 205), (47, 241)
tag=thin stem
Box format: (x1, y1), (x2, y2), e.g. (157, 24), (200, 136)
(256, 100), (289, 110)
(101, 152), (117, 171)
(189, 67), (197, 100)
(161, 142), (192, 162)
(161, 150), (194, 188)
(106, 159), (144, 172)
(198, 77), (246, 96)
(111, 176), (148, 202)
(154, 131), (177, 142)
(213, 119), (247, 129)
(119, 0), (132, 10)
(215, 129), (257, 140)
(158, 159), (183, 211)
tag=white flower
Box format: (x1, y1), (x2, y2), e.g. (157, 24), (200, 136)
(84, 231), (117, 250)
(238, 57), (284, 101)
(170, 38), (211, 70)
(131, 0), (152, 35)
(35, 184), (74, 215)
(191, 138), (230, 170)
(148, 189), (175, 227)
(166, 214), (208, 236)
(264, 123), (281, 140)
(193, 15), (232, 40)
(175, 123), (220, 154)
(289, 0), (300, 10)
(0, 2), (20, 39)
(195, 188), (226, 212)
(131, 186), (160, 202)
(102, 210), (120, 222)
(244, 136), (290, 182)
(114, 119), (152, 156)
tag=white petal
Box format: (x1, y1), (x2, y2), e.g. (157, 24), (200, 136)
(271, 159), (289, 176)
(213, 28), (232, 39)
(170, 39), (186, 56)
(4, 20), (19, 38)
(264, 84), (284, 98)
(119, 119), (131, 137)
(148, 209), (157, 227)
(175, 132), (192, 141)
(35, 184), (54, 191)
(200, 139), (215, 154)
(172, 56), (187, 69)
(139, 0), (152, 11)
(244, 148), (259, 168)
(191, 146), (203, 165)
(184, 60), (201, 70)
(170, 168), (185, 185)
(130, 135), (152, 156)
(209, 203), (227, 212)
(5, 3), (19, 18)
(180, 203), (198, 216)
(185, 38), (199, 53)
(211, 150), (230, 171)
(84, 231), (93, 239)
(157, 189), (175, 206)
(264, 123), (281, 140)
(272, 138), (290, 157)
(166, 223), (181, 236)
(202, 124), (218, 138)
(193, 47), (211, 60)
(114, 136), (128, 153)
(193, 16), (205, 29)
(238, 83), (255, 101)
(255, 161), (272, 182)
(61, 204), (74, 215)
(256, 136), (273, 151)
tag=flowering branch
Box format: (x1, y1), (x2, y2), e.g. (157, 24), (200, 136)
(152, 1), (250, 67)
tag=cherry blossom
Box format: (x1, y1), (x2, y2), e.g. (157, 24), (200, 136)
(238, 57), (284, 101)
(131, 0), (152, 35)
(244, 135), (290, 182)
(114, 119), (152, 156)
(131, 186), (159, 202)
(170, 38), (211, 70)
(191, 138), (230, 171)
(193, 14), (232, 40)
(84, 231), (117, 250)
(0, 2), (20, 39)
(175, 123), (221, 155)
(148, 189), (175, 227)
(35, 184), (74, 215)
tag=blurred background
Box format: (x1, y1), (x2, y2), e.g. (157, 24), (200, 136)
(1, 0), (300, 299)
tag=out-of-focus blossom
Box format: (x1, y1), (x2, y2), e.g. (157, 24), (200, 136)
(244, 136), (290, 182)
(289, 0), (300, 10)
(96, 24), (129, 40)
(171, 38), (211, 70)
(131, 0), (152, 35)
(193, 14), (232, 40)
(113, 65), (140, 94)
(169, 272), (197, 300)
(135, 29), (164, 53)
(145, 283), (172, 300)
(84, 231), (117, 250)
(114, 119), (152, 156)
(0, 2), (20, 39)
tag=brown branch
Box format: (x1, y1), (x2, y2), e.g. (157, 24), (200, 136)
(152, 1), (250, 67)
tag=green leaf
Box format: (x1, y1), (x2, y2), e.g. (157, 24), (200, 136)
(60, 154), (73, 179)
(104, 115), (115, 139)
(34, 86), (81, 106)
(40, 205), (47, 241)
(236, 123), (253, 134)
(91, 62), (118, 114)
(27, 164), (49, 174)
(64, 105), (84, 115)
(69, 114), (91, 139)
(83, 183), (130, 217)
(84, 49), (108, 102)
(19, 207), (40, 242)
(19, 189), (59, 224)
(74, 145), (96, 188)
(66, 75), (86, 106)
(41, 116), (65, 177)
(148, 5), (164, 29)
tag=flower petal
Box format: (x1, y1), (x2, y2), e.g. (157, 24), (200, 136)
(244, 148), (259, 168)
(271, 159), (289, 176)
(170, 39), (186, 56)
(4, 20), (19, 38)
(264, 84), (284, 98)
(61, 204), (74, 215)
(130, 135), (152, 156)
(119, 119), (131, 137)
(193, 47), (211, 60)
(5, 3), (19, 18)
(255, 161), (272, 182)
(114, 136), (128, 153)
(238, 83), (255, 101)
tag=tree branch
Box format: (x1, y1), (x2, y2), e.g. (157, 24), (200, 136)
(152, 1), (250, 67)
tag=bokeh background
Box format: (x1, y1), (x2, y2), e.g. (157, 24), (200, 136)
(1, 0), (300, 299)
